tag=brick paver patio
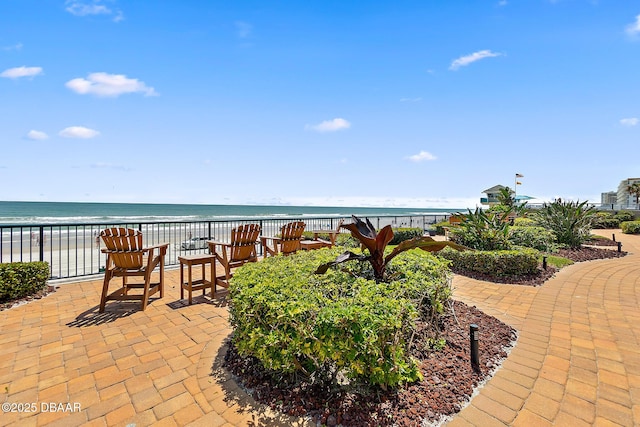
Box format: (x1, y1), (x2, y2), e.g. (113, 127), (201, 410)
(0, 230), (638, 426)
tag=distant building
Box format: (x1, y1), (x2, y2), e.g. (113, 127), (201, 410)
(481, 185), (533, 207)
(600, 191), (617, 205)
(480, 185), (505, 206)
(617, 178), (640, 209)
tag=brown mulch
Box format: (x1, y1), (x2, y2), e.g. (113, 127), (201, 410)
(222, 243), (629, 426)
(224, 300), (516, 426)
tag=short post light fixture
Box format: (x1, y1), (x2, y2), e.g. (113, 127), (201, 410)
(470, 324), (480, 372)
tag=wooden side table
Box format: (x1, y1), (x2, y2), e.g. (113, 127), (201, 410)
(178, 254), (216, 305)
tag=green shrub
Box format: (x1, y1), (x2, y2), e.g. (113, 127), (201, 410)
(513, 217), (536, 226)
(388, 228), (423, 245)
(439, 247), (539, 277)
(448, 208), (511, 251)
(229, 248), (452, 388)
(621, 220), (640, 234)
(509, 226), (558, 252)
(0, 262), (50, 302)
(593, 214), (620, 229)
(533, 199), (597, 248)
(614, 211), (635, 222)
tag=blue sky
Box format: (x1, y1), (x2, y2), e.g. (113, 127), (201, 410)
(1, 0), (639, 209)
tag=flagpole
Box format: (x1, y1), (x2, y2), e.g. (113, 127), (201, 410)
(515, 173), (524, 202)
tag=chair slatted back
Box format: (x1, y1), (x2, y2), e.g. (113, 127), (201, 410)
(279, 221), (306, 254)
(101, 228), (144, 269)
(230, 224), (261, 262)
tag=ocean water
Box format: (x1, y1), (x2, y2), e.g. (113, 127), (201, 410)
(0, 201), (459, 225)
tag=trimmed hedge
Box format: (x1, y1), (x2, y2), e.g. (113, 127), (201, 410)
(439, 247), (539, 277)
(228, 247), (452, 388)
(388, 228), (423, 245)
(0, 262), (50, 302)
(621, 220), (640, 234)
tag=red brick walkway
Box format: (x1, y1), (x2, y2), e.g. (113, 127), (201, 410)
(0, 230), (638, 426)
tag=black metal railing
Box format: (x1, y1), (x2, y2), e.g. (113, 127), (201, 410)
(1, 214), (449, 281)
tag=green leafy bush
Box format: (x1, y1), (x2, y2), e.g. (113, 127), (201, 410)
(438, 247), (539, 277)
(229, 248), (452, 388)
(509, 226), (558, 252)
(513, 217), (536, 226)
(621, 221), (640, 234)
(533, 199), (597, 248)
(0, 262), (50, 302)
(388, 228), (423, 245)
(614, 211), (636, 222)
(593, 212), (619, 229)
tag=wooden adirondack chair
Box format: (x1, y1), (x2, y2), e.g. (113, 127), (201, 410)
(300, 219), (344, 250)
(99, 228), (168, 312)
(208, 223), (261, 288)
(260, 221), (306, 257)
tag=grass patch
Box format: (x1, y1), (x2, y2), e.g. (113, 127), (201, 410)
(542, 254), (573, 269)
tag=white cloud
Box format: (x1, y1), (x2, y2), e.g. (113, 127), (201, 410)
(235, 21), (253, 38)
(498, 0), (508, 6)
(0, 66), (43, 79)
(26, 130), (49, 140)
(65, 1), (123, 21)
(449, 50), (502, 71)
(626, 14), (640, 36)
(620, 117), (639, 126)
(59, 126), (100, 139)
(305, 118), (351, 133)
(65, 72), (157, 97)
(407, 150), (437, 162)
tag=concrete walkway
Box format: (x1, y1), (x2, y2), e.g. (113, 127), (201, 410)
(0, 230), (638, 426)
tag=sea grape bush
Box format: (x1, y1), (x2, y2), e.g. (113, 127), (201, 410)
(228, 248), (452, 388)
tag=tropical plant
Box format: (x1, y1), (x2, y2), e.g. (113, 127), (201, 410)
(448, 208), (511, 251)
(496, 186), (516, 208)
(532, 199), (597, 248)
(628, 183), (640, 209)
(316, 216), (465, 283)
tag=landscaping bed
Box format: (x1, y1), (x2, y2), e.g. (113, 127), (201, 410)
(224, 299), (516, 426)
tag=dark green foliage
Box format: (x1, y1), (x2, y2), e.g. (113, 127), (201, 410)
(614, 211), (636, 222)
(593, 212), (620, 229)
(229, 248), (452, 388)
(389, 228), (423, 245)
(508, 226), (558, 252)
(439, 247), (539, 277)
(448, 208), (511, 251)
(0, 262), (50, 302)
(621, 220), (640, 234)
(532, 199), (597, 249)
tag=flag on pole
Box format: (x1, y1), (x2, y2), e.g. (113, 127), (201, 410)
(515, 173), (524, 178)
